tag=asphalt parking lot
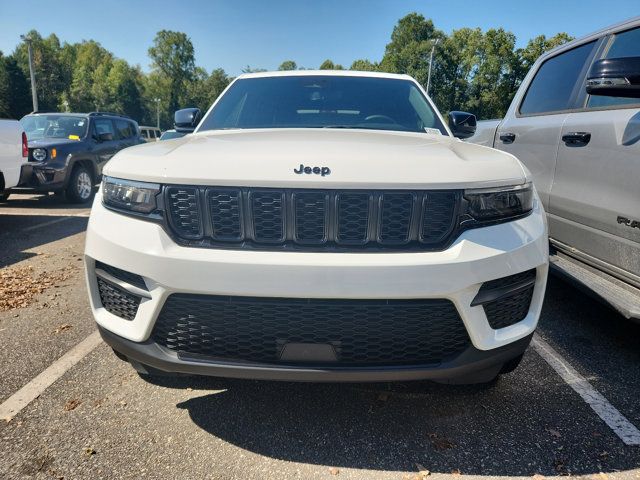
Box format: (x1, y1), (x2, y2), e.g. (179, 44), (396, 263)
(0, 193), (639, 480)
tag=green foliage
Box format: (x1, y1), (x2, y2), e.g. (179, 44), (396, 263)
(319, 59), (344, 70)
(278, 60), (297, 71)
(0, 18), (573, 125)
(148, 30), (197, 118)
(0, 52), (31, 118)
(350, 59), (379, 72)
(379, 14), (573, 119)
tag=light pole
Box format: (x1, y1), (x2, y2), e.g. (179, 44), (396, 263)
(426, 38), (440, 96)
(20, 34), (39, 112)
(154, 98), (160, 130)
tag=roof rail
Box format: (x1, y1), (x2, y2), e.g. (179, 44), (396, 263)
(88, 111), (128, 118)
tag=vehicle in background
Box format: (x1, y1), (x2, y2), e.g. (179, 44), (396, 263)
(159, 129), (186, 141)
(468, 17), (640, 321)
(85, 71), (548, 385)
(0, 119), (28, 202)
(17, 112), (145, 203)
(140, 126), (161, 142)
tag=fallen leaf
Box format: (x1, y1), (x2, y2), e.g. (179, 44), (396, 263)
(428, 433), (456, 451)
(451, 469), (461, 476)
(546, 428), (562, 439)
(415, 463), (430, 477)
(84, 447), (96, 457)
(329, 467), (340, 475)
(64, 399), (81, 411)
(54, 324), (72, 334)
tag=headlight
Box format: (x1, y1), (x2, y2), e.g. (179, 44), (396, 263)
(463, 182), (533, 223)
(32, 148), (47, 162)
(102, 176), (160, 214)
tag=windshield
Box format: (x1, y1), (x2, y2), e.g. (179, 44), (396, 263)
(21, 115), (88, 141)
(198, 76), (448, 135)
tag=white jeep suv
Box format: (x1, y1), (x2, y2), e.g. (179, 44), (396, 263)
(85, 71), (548, 385)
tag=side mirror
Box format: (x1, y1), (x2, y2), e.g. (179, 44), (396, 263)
(97, 132), (113, 142)
(586, 57), (640, 98)
(448, 111), (477, 139)
(174, 108), (201, 133)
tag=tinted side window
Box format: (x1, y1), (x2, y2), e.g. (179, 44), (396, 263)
(94, 118), (115, 137)
(588, 27), (640, 109)
(115, 119), (133, 139)
(520, 42), (595, 115)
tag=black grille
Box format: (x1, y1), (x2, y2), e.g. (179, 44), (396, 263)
(97, 278), (141, 320)
(152, 295), (470, 366)
(480, 269), (536, 329)
(166, 187), (202, 239)
(164, 187), (461, 251)
(484, 287), (534, 329)
(95, 261), (147, 290)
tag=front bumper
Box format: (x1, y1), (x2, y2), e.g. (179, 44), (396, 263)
(85, 193), (548, 381)
(15, 162), (67, 191)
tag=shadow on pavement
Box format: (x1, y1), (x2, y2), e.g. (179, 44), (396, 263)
(0, 215), (88, 268)
(141, 355), (639, 476)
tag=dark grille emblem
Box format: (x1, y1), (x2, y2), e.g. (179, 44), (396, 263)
(294, 164), (331, 177)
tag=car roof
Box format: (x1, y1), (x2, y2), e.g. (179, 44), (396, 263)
(236, 70), (415, 81)
(538, 15), (640, 61)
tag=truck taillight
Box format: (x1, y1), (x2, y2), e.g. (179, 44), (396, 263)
(21, 132), (28, 158)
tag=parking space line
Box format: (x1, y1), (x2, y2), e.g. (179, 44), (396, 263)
(0, 331), (102, 422)
(20, 217), (73, 233)
(532, 333), (640, 446)
(0, 212), (90, 217)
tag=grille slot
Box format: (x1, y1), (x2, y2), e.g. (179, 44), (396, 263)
(294, 192), (329, 244)
(250, 191), (285, 243)
(208, 189), (243, 241)
(97, 277), (141, 320)
(152, 294), (470, 366)
(163, 187), (461, 251)
(166, 187), (202, 239)
(336, 193), (371, 244)
(378, 193), (414, 244)
(422, 191), (458, 243)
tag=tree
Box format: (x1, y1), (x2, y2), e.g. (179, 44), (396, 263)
(148, 30), (196, 115)
(241, 65), (267, 73)
(379, 13), (444, 88)
(0, 53), (31, 118)
(68, 40), (113, 111)
(12, 31), (69, 111)
(278, 60), (297, 71)
(319, 59), (343, 70)
(350, 59), (378, 72)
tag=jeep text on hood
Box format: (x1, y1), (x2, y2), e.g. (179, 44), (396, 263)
(85, 71), (548, 385)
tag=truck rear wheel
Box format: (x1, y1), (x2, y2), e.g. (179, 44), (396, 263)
(66, 165), (94, 203)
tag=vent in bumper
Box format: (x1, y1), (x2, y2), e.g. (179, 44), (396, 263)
(97, 277), (141, 320)
(473, 269), (537, 329)
(152, 294), (471, 366)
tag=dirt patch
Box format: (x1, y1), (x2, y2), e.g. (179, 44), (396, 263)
(0, 265), (76, 312)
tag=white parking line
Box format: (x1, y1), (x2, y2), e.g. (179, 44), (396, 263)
(0, 212), (90, 217)
(532, 333), (640, 446)
(0, 331), (102, 422)
(21, 217), (72, 232)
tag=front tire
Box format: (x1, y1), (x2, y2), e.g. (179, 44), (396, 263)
(66, 166), (93, 203)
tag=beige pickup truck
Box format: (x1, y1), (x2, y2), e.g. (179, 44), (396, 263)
(468, 17), (640, 321)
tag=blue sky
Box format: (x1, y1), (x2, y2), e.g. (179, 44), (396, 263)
(1, 0), (638, 75)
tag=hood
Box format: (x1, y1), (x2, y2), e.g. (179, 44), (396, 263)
(28, 137), (83, 148)
(104, 129), (526, 189)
